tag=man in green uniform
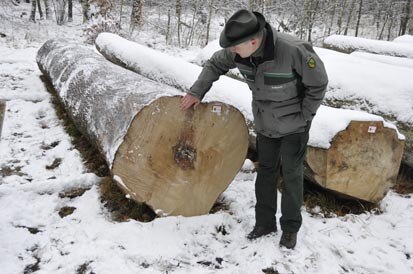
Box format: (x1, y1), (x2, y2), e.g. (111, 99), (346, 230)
(181, 9), (328, 249)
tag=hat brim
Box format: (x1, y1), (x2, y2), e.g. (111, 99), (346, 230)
(219, 12), (266, 48)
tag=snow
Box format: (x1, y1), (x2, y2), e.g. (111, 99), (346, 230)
(96, 33), (404, 148)
(393, 35), (413, 44)
(197, 39), (413, 126)
(350, 51), (413, 70)
(1, 3), (412, 274)
(324, 34), (413, 58)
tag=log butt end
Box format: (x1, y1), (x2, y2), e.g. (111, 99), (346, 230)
(112, 96), (249, 216)
(307, 121), (404, 203)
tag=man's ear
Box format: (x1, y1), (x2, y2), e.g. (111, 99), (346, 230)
(251, 39), (257, 46)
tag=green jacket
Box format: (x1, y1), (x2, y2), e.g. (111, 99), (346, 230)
(189, 24), (328, 138)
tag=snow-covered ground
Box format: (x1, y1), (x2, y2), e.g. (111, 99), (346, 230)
(1, 3), (413, 274)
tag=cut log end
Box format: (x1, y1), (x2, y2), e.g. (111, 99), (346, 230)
(112, 96), (249, 217)
(306, 121), (404, 203)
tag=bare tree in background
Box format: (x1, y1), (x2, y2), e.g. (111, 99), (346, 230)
(344, 0), (356, 35)
(131, 0), (145, 32)
(399, 0), (412, 36)
(54, 0), (67, 25)
(378, 0), (395, 40)
(68, 0), (73, 22)
(355, 0), (363, 37)
(176, 0), (182, 47)
(205, 0), (215, 46)
(79, 0), (90, 23)
(30, 0), (37, 21)
(30, 0), (44, 21)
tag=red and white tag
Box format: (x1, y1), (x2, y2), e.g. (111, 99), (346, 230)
(212, 105), (222, 114)
(368, 126), (377, 134)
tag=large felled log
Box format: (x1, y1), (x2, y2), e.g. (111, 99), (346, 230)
(0, 101), (5, 139)
(306, 120), (404, 203)
(36, 39), (249, 217)
(95, 33), (406, 202)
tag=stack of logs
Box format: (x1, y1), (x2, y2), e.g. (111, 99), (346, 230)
(36, 37), (405, 217)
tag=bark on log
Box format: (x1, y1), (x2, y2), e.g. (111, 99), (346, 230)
(36, 39), (249, 217)
(0, 101), (5, 139)
(95, 33), (406, 202)
(305, 121), (404, 203)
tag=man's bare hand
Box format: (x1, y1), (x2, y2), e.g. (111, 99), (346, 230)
(180, 94), (201, 110)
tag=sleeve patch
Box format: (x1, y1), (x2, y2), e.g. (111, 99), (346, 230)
(306, 57), (316, 69)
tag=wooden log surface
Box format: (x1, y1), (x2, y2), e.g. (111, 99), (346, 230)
(36, 39), (249, 216)
(306, 121), (404, 203)
(95, 33), (406, 202)
(0, 101), (5, 140)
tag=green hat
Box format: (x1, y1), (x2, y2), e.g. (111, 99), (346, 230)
(219, 10), (266, 48)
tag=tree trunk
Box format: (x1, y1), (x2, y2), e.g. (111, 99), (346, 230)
(95, 33), (408, 201)
(30, 0), (36, 22)
(176, 0), (182, 47)
(344, 0), (356, 36)
(205, 0), (214, 46)
(119, 0), (124, 24)
(355, 0), (362, 37)
(37, 39), (249, 217)
(327, 0), (338, 36)
(79, 0), (89, 23)
(0, 101), (5, 140)
(166, 9), (171, 44)
(55, 0), (67, 25)
(68, 0), (72, 22)
(130, 0), (144, 32)
(36, 0), (43, 19)
(44, 0), (51, 20)
(337, 0), (347, 34)
(400, 0), (411, 36)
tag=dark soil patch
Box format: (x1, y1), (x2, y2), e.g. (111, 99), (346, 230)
(23, 256), (40, 274)
(58, 206), (76, 218)
(100, 177), (156, 222)
(59, 188), (90, 199)
(45, 158), (62, 170)
(303, 179), (381, 217)
(393, 164), (413, 195)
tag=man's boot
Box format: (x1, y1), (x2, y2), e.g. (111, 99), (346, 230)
(279, 232), (297, 249)
(247, 225), (277, 240)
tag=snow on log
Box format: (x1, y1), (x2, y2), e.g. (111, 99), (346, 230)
(323, 35), (413, 58)
(308, 108), (404, 203)
(36, 39), (249, 217)
(0, 101), (5, 139)
(315, 47), (413, 167)
(393, 35), (413, 44)
(350, 51), (413, 70)
(95, 33), (405, 202)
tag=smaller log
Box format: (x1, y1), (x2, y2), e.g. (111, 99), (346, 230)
(0, 101), (5, 139)
(305, 121), (404, 203)
(323, 34), (413, 58)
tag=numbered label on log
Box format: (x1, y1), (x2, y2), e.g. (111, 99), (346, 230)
(212, 105), (222, 115)
(368, 126), (377, 134)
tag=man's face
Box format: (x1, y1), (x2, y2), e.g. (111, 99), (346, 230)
(230, 39), (256, 58)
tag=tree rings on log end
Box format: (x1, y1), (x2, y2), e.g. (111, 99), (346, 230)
(306, 121), (404, 203)
(112, 96), (249, 217)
